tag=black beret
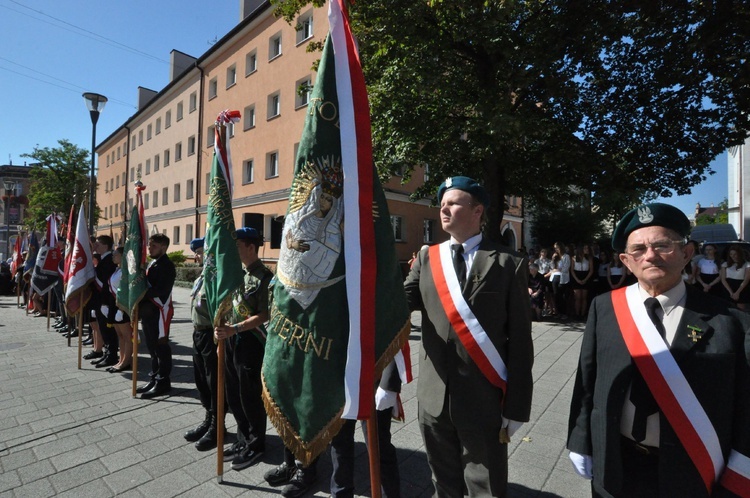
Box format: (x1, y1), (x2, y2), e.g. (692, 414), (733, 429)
(437, 176), (490, 207)
(611, 203), (690, 252)
(235, 227), (263, 245)
(189, 238), (204, 252)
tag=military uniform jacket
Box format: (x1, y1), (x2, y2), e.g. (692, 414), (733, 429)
(229, 259), (273, 345)
(403, 238), (534, 427)
(567, 285), (750, 497)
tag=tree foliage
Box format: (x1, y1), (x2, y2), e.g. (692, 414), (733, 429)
(695, 198), (729, 225)
(273, 1), (750, 241)
(21, 140), (93, 231)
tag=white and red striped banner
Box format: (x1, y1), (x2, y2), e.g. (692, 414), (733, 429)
(214, 110), (241, 199)
(63, 205), (76, 285)
(611, 285), (724, 494)
(329, 0), (378, 420)
(65, 204), (96, 315)
(720, 450), (750, 496)
(428, 242), (508, 392)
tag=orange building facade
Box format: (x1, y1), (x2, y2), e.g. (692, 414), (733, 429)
(95, 2), (524, 267)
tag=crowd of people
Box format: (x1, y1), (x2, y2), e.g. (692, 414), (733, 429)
(525, 238), (750, 322)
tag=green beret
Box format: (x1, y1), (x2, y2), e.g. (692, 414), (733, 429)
(437, 176), (490, 207)
(611, 203), (690, 252)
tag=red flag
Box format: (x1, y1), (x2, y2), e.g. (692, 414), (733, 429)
(10, 234), (22, 275)
(63, 205), (76, 285)
(65, 204), (95, 315)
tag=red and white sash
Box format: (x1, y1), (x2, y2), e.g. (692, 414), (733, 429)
(612, 285), (728, 494)
(721, 450), (750, 495)
(149, 294), (174, 340)
(429, 243), (507, 392)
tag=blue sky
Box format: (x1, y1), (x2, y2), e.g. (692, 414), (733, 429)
(0, 0), (237, 166)
(0, 1), (731, 218)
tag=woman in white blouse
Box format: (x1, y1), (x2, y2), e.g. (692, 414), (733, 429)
(695, 243), (722, 297)
(721, 245), (750, 309)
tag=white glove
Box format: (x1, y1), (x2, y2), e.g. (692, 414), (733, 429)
(100, 305), (110, 316)
(115, 310), (123, 321)
(501, 417), (524, 438)
(374, 387), (397, 411)
(569, 451), (593, 479)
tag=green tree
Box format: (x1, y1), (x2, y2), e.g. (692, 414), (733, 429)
(273, 1), (749, 240)
(21, 140), (93, 231)
(695, 198), (729, 225)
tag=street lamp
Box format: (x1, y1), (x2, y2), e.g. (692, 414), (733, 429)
(82, 92), (108, 236)
(3, 180), (17, 261)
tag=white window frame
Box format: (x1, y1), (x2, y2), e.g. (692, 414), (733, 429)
(267, 92), (281, 119)
(245, 50), (257, 76)
(226, 64), (237, 89)
(266, 152), (279, 179)
(243, 159), (254, 185)
(391, 215), (404, 242)
(209, 77), (218, 100)
(244, 104), (256, 130)
(296, 11), (314, 44)
(269, 33), (282, 60)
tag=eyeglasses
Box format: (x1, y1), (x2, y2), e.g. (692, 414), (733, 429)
(624, 240), (686, 260)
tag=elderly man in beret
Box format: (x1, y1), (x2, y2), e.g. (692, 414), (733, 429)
(214, 228), (273, 471)
(404, 176), (534, 497)
(567, 202), (750, 497)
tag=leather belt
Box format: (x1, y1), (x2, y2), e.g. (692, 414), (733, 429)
(621, 436), (659, 456)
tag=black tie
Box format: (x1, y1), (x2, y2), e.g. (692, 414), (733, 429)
(629, 297), (664, 442)
(452, 244), (466, 288)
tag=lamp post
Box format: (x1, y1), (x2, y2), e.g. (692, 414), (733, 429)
(82, 92), (108, 236)
(3, 180), (16, 261)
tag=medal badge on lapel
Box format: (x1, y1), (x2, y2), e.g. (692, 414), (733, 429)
(687, 325), (704, 343)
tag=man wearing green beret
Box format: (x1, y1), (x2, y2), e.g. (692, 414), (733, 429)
(567, 202), (750, 497)
(404, 176), (534, 497)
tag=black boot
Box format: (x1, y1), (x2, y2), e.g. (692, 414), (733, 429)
(195, 415), (219, 451)
(184, 411), (211, 442)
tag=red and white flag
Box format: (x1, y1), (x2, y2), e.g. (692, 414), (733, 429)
(63, 204), (76, 285)
(64, 204), (95, 315)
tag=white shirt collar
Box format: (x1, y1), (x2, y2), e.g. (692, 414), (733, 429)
(451, 233), (482, 254)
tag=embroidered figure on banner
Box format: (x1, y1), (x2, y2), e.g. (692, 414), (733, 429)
(277, 156), (345, 309)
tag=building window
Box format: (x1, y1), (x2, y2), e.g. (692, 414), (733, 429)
(173, 226), (180, 245)
(188, 136), (196, 156)
(145, 159), (151, 175)
(152, 190), (158, 208)
(175, 142), (182, 162)
(186, 224), (193, 243)
(423, 163), (430, 181)
(177, 102), (184, 121)
(207, 125), (215, 147)
(123, 144), (127, 156)
(226, 65), (237, 88)
(243, 159), (254, 184)
(297, 11), (313, 44)
(245, 50), (257, 76)
(269, 33), (282, 60)
(423, 219), (435, 243)
(106, 155), (110, 168)
(144, 193), (150, 209)
(156, 117), (161, 135)
(122, 172), (126, 185)
(164, 149), (170, 167)
(266, 152), (279, 178)
(186, 179), (194, 199)
(162, 188), (168, 206)
(391, 215), (404, 242)
(154, 154), (160, 172)
(130, 167), (134, 181)
(267, 92), (280, 119)
(147, 124), (152, 141)
(116, 175), (120, 189)
(189, 91), (197, 112)
(115, 203), (119, 217)
(295, 78), (312, 108)
(209, 77), (218, 100)
(244, 105), (256, 130)
(205, 173), (210, 195)
(138, 130), (143, 145)
(117, 147), (121, 160)
(131, 138), (136, 151)
(174, 183), (181, 202)
(165, 110), (172, 128)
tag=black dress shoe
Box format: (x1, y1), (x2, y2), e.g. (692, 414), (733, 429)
(92, 354), (109, 365)
(82, 337), (93, 346)
(65, 329), (80, 338)
(140, 378), (171, 399)
(95, 356), (118, 368)
(184, 413), (211, 442)
(108, 364), (131, 373)
(83, 350), (103, 360)
(136, 379), (157, 394)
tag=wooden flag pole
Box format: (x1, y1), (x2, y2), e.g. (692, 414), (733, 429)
(46, 295), (52, 330)
(216, 336), (225, 483)
(67, 307), (72, 348)
(77, 311), (83, 369)
(131, 307), (139, 398)
(367, 402), (383, 498)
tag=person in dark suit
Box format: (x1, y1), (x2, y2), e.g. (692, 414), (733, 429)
(567, 202), (750, 497)
(403, 176), (534, 497)
(136, 233), (176, 399)
(91, 235), (118, 368)
(329, 360), (406, 498)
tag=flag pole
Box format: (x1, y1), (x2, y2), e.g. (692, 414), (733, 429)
(367, 402), (383, 498)
(131, 307), (139, 398)
(67, 309), (72, 348)
(217, 336), (225, 482)
(46, 296), (52, 330)
(77, 311), (83, 369)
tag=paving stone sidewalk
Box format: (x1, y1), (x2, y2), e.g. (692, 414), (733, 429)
(0, 287), (590, 497)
